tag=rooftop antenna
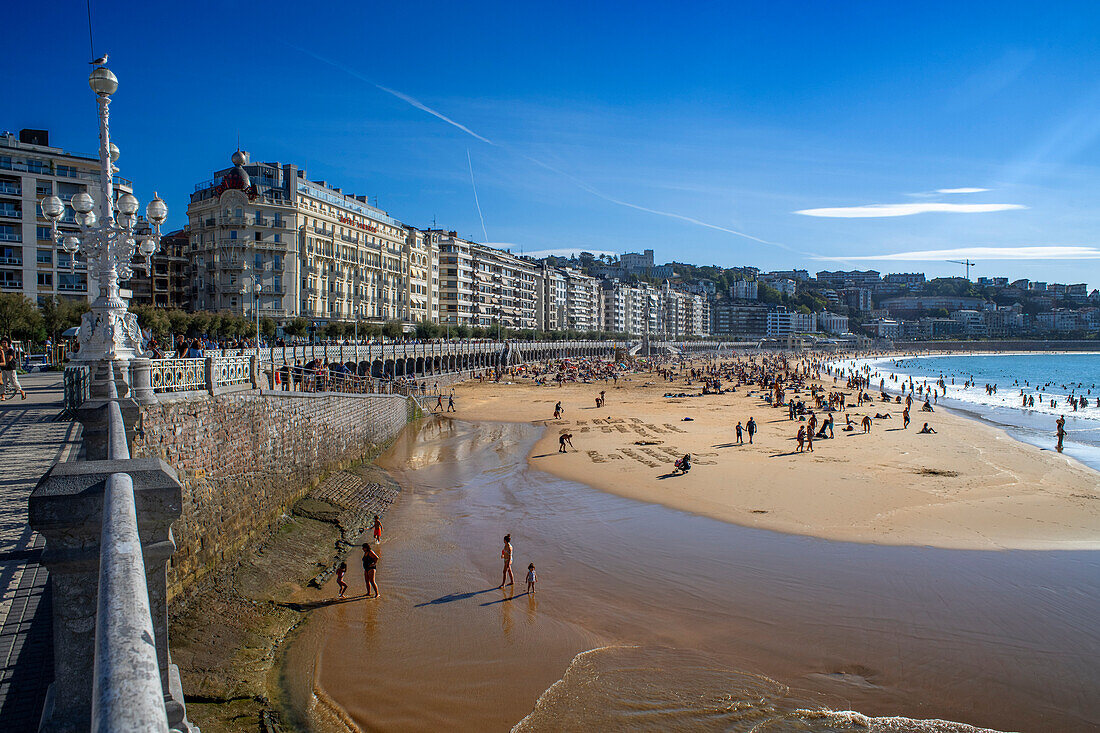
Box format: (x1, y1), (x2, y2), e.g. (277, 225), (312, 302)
(947, 259), (975, 280)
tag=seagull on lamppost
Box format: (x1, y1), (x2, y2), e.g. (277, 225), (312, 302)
(89, 54), (109, 66)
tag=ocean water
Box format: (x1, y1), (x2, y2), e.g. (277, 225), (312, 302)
(837, 352), (1100, 471)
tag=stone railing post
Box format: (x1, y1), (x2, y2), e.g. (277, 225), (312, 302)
(30, 457), (190, 732)
(250, 355), (259, 389)
(130, 357), (157, 406)
(204, 356), (216, 395)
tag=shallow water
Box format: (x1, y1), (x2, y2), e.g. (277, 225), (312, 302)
(303, 418), (1100, 732)
(844, 353), (1100, 471)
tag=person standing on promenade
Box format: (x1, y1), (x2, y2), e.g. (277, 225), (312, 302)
(372, 515), (383, 542)
(362, 543), (380, 598)
(499, 534), (514, 588)
(436, 393), (444, 411)
(1056, 415), (1066, 453)
(746, 417), (757, 444)
(0, 338), (27, 401)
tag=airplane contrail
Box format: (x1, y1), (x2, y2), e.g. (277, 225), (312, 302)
(467, 148), (489, 242)
(282, 43), (819, 256)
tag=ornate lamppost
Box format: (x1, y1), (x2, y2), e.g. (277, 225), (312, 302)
(39, 62), (167, 371)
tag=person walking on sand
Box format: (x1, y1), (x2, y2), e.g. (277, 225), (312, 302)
(499, 534), (514, 588)
(1056, 415), (1066, 453)
(336, 561), (348, 598)
(436, 394), (444, 411)
(558, 432), (573, 453)
(735, 421), (744, 445)
(862, 415), (872, 433)
(447, 393), (456, 412)
(902, 406), (910, 429)
(796, 425), (806, 452)
(362, 543), (380, 598)
(371, 515), (383, 542)
(526, 563), (538, 594)
(806, 426), (814, 452)
(553, 401), (563, 419)
(746, 417), (757, 444)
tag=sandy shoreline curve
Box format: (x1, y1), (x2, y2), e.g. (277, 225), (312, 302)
(450, 357), (1100, 551)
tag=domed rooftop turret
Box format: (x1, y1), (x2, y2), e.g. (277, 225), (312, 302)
(223, 150), (250, 190)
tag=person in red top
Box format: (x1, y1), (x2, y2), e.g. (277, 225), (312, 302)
(372, 515), (383, 542)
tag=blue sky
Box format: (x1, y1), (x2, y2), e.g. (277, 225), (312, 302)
(9, 1), (1100, 286)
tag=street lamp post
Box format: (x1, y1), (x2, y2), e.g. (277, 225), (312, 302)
(39, 62), (167, 376)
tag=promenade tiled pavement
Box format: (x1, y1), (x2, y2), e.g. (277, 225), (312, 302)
(0, 372), (80, 732)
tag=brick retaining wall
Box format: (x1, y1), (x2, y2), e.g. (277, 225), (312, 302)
(133, 391), (416, 598)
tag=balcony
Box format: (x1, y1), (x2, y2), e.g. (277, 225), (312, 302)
(0, 182), (20, 196)
(58, 282), (88, 292)
(0, 232), (21, 243)
(0, 206), (21, 219)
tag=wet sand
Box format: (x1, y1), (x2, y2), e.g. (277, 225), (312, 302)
(296, 419), (1100, 732)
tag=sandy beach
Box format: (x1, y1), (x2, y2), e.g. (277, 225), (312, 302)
(449, 356), (1100, 550)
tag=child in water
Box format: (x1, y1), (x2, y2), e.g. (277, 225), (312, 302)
(526, 563), (538, 594)
(372, 515), (383, 542)
(335, 561), (348, 598)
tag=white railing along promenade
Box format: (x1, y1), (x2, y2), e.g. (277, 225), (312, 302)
(93, 379), (169, 732)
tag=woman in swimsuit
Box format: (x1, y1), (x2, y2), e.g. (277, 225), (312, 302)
(362, 543), (379, 598)
(499, 534), (514, 588)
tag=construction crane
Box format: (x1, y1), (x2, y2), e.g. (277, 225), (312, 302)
(947, 259), (975, 280)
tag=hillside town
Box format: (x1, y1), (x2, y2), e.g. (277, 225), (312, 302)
(2, 128), (1097, 344)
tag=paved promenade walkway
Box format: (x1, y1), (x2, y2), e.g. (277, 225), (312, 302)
(0, 372), (80, 732)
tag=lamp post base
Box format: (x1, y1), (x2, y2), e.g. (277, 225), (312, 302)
(72, 306), (145, 365)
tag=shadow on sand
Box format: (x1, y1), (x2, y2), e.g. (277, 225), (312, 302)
(414, 588), (498, 608)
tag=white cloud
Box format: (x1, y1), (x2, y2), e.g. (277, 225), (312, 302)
(794, 203), (1026, 218)
(814, 246), (1100, 261)
(936, 187), (989, 194)
(522, 248), (618, 259)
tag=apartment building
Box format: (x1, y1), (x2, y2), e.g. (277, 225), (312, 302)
(729, 279), (758, 300)
(562, 268), (600, 331)
(537, 264), (567, 332)
(711, 303), (769, 338)
(129, 228), (192, 309)
(188, 151), (434, 325)
(0, 129), (137, 304)
(766, 306), (816, 336)
(430, 230), (475, 326)
(469, 243), (539, 329)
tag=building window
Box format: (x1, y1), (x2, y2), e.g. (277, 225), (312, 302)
(38, 272), (53, 288)
(37, 249), (52, 264)
(37, 227), (53, 242)
(255, 254), (263, 269)
(274, 276), (281, 292)
(36, 180), (52, 197)
(273, 254), (281, 270)
(254, 231), (261, 241)
(273, 233), (280, 243)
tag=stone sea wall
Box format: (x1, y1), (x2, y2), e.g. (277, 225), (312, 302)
(133, 391), (417, 598)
